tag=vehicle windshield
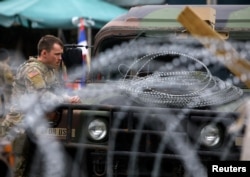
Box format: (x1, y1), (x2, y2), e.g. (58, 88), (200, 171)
(93, 33), (250, 91)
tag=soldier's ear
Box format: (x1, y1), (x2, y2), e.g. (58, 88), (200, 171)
(41, 49), (47, 57)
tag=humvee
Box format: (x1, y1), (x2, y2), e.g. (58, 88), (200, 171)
(3, 4), (250, 177)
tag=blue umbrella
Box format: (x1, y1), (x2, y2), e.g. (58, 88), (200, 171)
(0, 0), (39, 27)
(0, 0), (127, 29)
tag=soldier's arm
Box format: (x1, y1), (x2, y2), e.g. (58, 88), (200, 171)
(3, 65), (13, 98)
(24, 68), (68, 105)
(3, 66), (14, 85)
(24, 67), (81, 105)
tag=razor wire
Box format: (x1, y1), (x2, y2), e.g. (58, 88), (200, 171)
(119, 50), (243, 108)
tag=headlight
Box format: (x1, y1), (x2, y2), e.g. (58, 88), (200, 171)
(200, 124), (221, 147)
(88, 119), (107, 141)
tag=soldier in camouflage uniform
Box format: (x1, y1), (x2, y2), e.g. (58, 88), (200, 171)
(1, 35), (81, 177)
(0, 48), (14, 118)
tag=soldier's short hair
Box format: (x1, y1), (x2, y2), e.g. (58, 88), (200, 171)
(37, 35), (64, 55)
(0, 48), (9, 61)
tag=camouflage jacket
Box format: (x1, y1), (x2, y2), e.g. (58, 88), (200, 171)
(0, 62), (14, 115)
(11, 57), (67, 112)
(0, 62), (13, 85)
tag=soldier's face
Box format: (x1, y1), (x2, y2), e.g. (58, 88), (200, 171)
(43, 43), (63, 69)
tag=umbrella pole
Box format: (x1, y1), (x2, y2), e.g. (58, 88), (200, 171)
(57, 29), (66, 43)
(87, 26), (92, 58)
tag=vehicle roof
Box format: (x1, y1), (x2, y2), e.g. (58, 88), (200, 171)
(94, 5), (250, 55)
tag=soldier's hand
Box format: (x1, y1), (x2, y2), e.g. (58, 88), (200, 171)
(68, 96), (81, 103)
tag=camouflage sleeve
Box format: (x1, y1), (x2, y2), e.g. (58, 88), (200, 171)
(25, 67), (46, 91)
(3, 66), (14, 98)
(3, 66), (14, 85)
(24, 67), (66, 104)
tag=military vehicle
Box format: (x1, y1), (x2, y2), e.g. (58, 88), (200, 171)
(2, 4), (250, 177)
(54, 4), (250, 177)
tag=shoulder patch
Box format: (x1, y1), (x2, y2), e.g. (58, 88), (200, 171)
(28, 70), (39, 78)
(26, 69), (46, 89)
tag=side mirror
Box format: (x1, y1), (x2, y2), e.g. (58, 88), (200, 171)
(62, 46), (82, 70)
